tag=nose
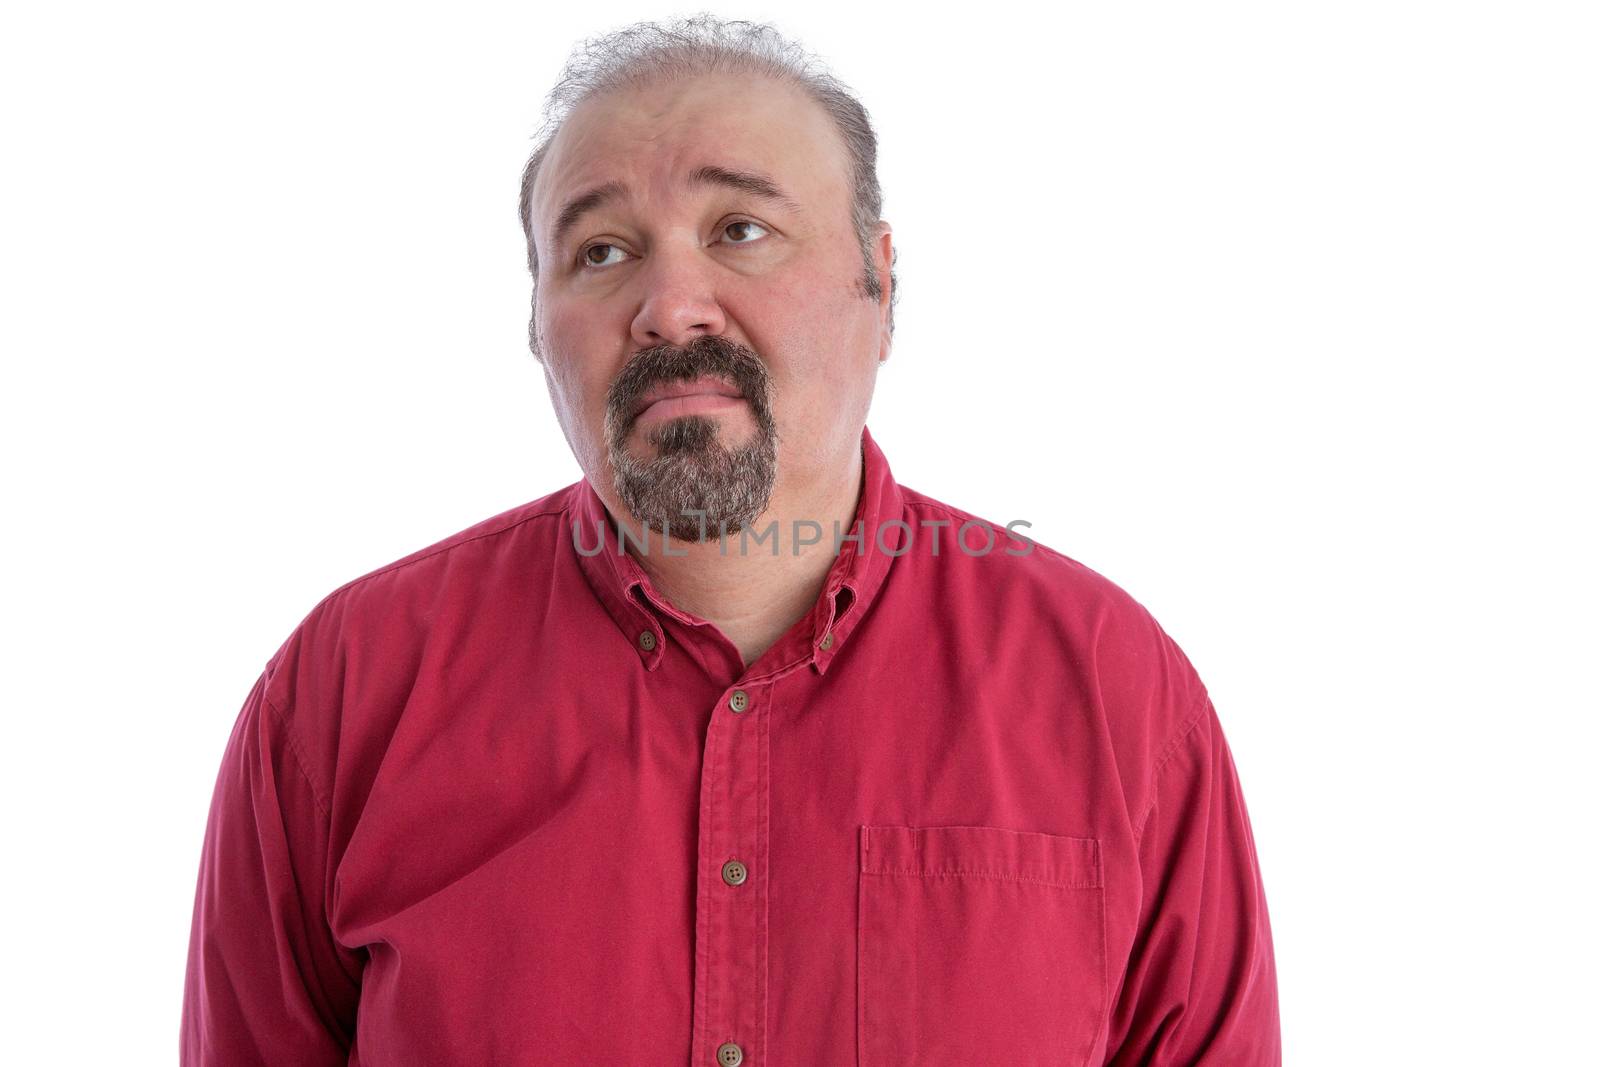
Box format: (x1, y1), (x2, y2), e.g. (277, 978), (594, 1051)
(628, 242), (727, 350)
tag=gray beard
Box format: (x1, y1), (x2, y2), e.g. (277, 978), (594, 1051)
(603, 335), (781, 544)
(609, 413), (778, 542)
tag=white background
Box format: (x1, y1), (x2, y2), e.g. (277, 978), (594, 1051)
(3, 2), (1596, 1062)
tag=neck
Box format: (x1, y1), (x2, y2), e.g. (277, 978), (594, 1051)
(623, 446), (863, 671)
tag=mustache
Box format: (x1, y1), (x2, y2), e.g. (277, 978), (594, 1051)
(605, 336), (775, 436)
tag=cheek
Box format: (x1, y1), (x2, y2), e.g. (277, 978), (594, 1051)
(750, 264), (868, 352)
(774, 272), (880, 377)
(737, 283), (877, 436)
(542, 306), (613, 402)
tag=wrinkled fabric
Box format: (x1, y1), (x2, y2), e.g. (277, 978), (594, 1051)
(182, 424), (1279, 1065)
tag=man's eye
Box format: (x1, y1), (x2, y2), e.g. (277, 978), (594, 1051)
(579, 243), (630, 269)
(722, 220), (769, 244)
(579, 222), (768, 269)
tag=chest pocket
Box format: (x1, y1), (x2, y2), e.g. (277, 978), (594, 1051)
(857, 824), (1106, 1067)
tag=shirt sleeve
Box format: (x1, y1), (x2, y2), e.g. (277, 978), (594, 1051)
(180, 668), (362, 1065)
(1104, 697), (1281, 1065)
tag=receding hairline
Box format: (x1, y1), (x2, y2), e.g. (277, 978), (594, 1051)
(517, 13), (899, 349)
(527, 70), (845, 257)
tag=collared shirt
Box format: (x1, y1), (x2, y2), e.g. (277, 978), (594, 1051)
(181, 425), (1280, 1066)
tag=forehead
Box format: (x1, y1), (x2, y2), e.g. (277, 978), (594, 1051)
(532, 72), (849, 241)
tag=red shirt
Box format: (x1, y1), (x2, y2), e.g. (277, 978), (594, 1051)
(181, 425), (1279, 1065)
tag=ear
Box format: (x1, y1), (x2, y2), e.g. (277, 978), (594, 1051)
(872, 221), (894, 364)
(529, 318), (545, 365)
(528, 288), (547, 365)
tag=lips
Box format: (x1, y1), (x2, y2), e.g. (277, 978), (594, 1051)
(629, 376), (745, 421)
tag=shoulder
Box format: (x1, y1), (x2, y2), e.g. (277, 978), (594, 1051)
(895, 484), (1183, 651)
(894, 482), (1211, 773)
(258, 482), (579, 717)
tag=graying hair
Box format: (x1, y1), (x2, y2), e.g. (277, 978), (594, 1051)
(517, 14), (899, 357)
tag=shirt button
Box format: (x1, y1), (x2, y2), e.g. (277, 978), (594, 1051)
(728, 689), (749, 713)
(721, 859), (748, 886)
(637, 630), (657, 651)
(819, 631), (833, 650)
(716, 1042), (744, 1066)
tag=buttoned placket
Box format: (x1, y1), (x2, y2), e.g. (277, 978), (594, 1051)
(691, 674), (768, 1067)
(627, 583), (854, 1067)
(569, 427), (902, 1064)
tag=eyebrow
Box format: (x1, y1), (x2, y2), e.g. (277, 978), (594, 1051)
(549, 165), (805, 256)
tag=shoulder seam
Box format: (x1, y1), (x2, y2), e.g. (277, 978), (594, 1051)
(1131, 693), (1211, 843)
(262, 690), (333, 819)
(901, 498), (1056, 560)
(309, 504), (570, 616)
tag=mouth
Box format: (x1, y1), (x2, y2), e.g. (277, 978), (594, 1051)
(629, 375), (747, 423)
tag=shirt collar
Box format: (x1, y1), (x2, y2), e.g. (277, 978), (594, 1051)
(565, 423), (903, 678)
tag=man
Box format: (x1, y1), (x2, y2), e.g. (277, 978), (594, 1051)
(181, 15), (1279, 1066)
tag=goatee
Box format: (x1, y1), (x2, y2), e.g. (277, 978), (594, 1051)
(604, 335), (779, 542)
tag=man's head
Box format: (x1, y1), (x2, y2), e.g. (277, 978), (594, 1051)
(518, 16), (897, 541)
